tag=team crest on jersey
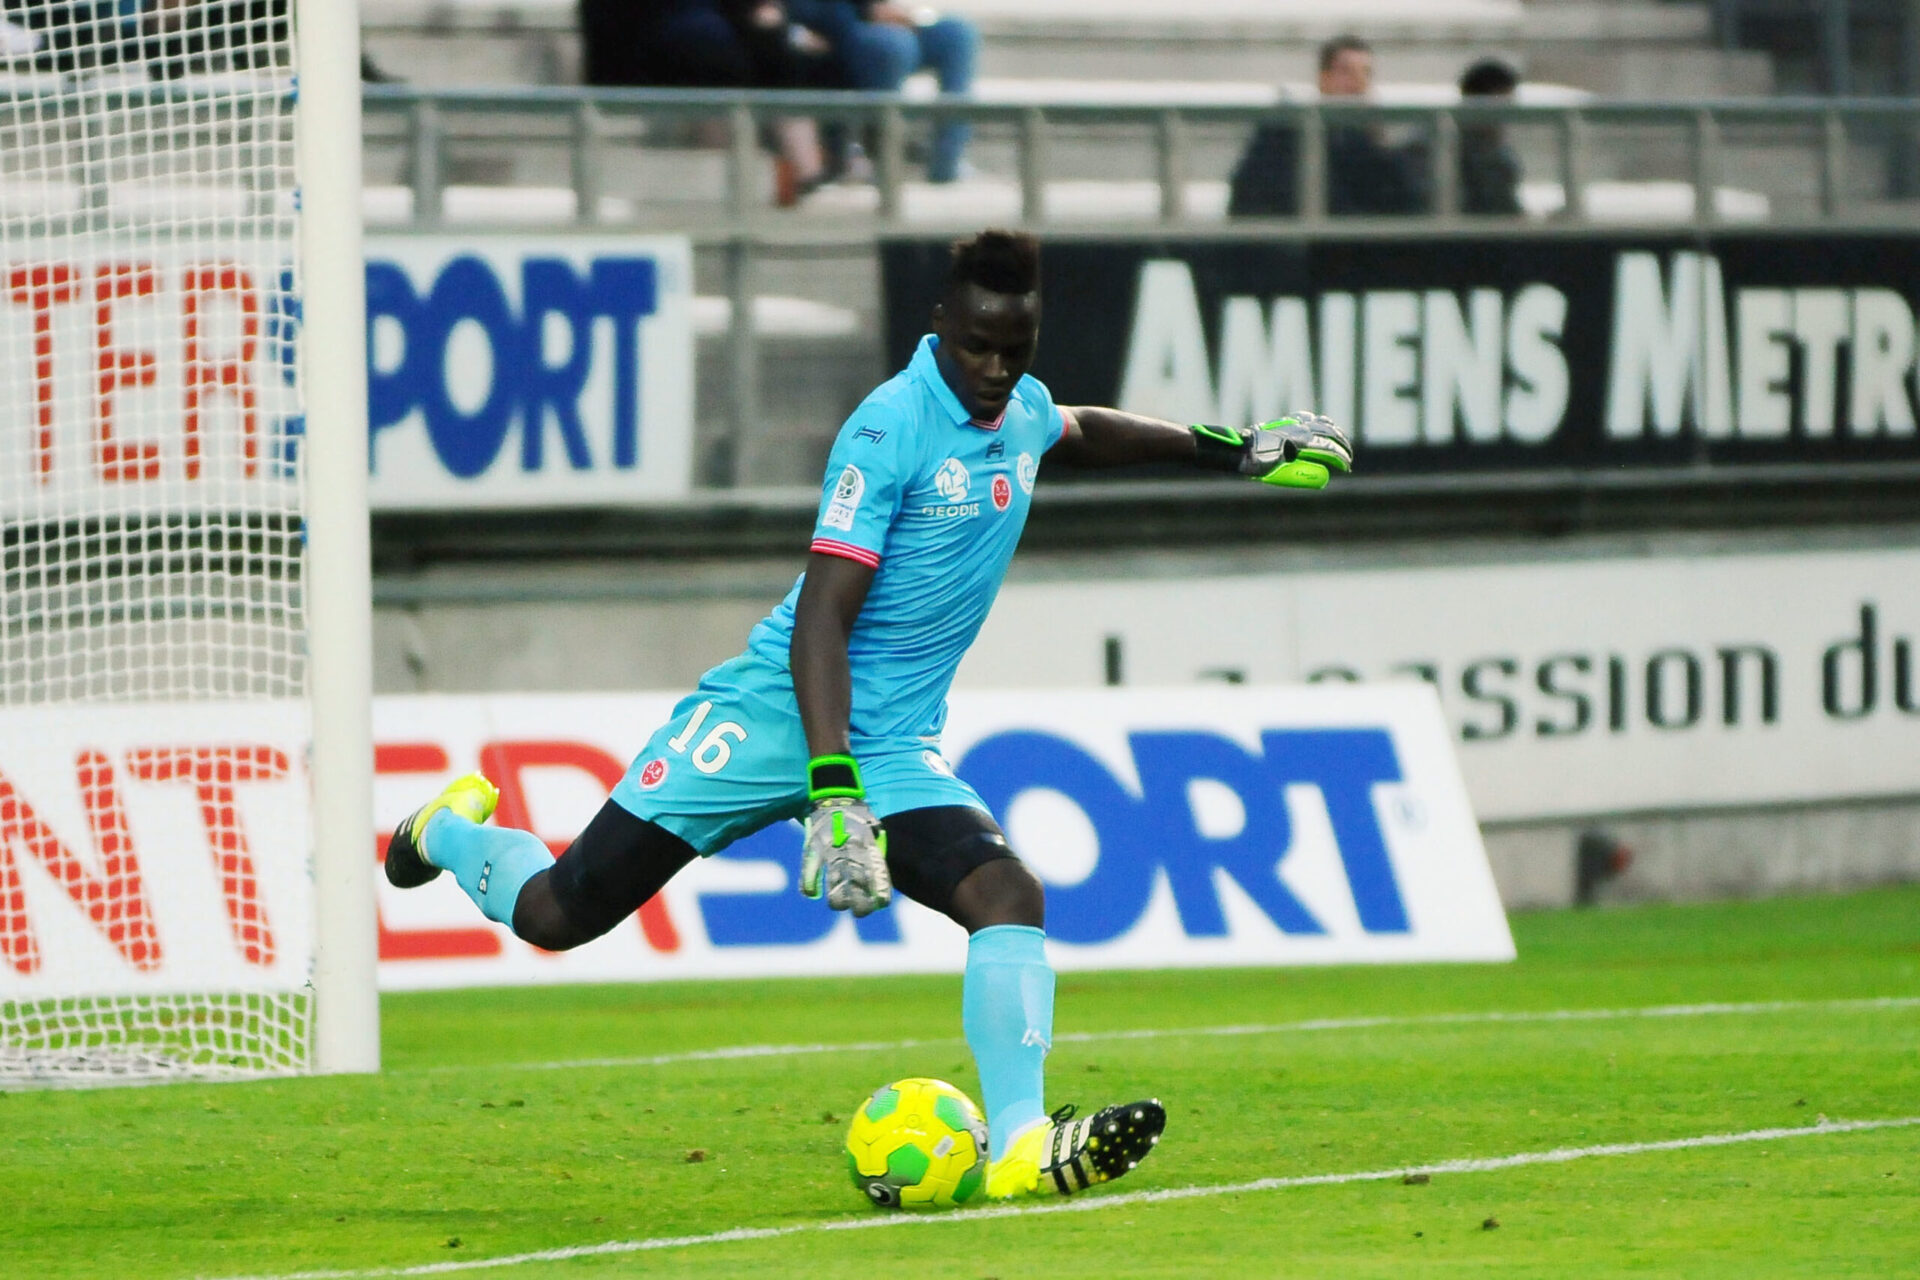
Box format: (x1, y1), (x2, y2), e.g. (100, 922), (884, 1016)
(935, 457), (970, 502)
(1017, 452), (1038, 494)
(824, 464), (864, 531)
(991, 474), (1012, 511)
(639, 758), (669, 789)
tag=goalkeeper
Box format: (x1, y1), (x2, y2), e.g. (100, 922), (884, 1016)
(383, 228), (1351, 1198)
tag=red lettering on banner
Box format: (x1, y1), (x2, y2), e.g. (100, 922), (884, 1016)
(373, 742), (504, 962)
(479, 740), (682, 954)
(181, 265), (259, 480)
(126, 744), (284, 966)
(6, 264), (81, 481)
(0, 752), (162, 976)
(93, 263), (162, 482)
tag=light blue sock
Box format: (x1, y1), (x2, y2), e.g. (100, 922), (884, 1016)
(963, 924), (1055, 1158)
(424, 809), (553, 928)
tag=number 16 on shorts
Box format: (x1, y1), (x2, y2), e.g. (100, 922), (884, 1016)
(666, 701), (748, 775)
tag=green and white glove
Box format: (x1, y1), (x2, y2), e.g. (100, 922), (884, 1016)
(800, 754), (891, 917)
(1192, 413), (1353, 490)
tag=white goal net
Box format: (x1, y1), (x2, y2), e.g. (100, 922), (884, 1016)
(0, 2), (324, 1086)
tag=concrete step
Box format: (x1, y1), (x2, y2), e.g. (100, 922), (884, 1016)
(952, 0), (1522, 41)
(1526, 46), (1775, 97)
(1520, 1), (1713, 44)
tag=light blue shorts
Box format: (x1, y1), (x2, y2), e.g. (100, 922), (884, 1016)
(608, 651), (986, 855)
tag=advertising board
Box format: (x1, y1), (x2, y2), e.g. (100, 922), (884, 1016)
(958, 546), (1920, 824)
(0, 703), (313, 1001)
(0, 237), (696, 515)
(361, 684), (1508, 989)
(0, 685), (1506, 995)
(0, 252), (302, 520)
(364, 235), (695, 507)
(883, 235), (1920, 475)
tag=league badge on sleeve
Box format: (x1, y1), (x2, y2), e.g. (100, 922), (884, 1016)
(825, 465), (865, 531)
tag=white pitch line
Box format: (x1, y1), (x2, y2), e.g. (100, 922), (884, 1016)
(411, 994), (1920, 1076)
(208, 1115), (1920, 1280)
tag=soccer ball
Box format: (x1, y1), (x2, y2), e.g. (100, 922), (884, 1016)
(845, 1077), (990, 1210)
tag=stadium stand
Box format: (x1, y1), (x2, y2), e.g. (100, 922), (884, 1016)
(363, 0), (1773, 95)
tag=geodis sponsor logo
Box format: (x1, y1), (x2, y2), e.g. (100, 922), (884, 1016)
(922, 456), (978, 517)
(935, 456), (969, 500)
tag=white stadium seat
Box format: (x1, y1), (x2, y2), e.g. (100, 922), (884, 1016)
(689, 295), (864, 339)
(362, 185), (637, 226)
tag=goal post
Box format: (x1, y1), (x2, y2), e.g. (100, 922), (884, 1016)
(0, 1), (377, 1084)
(299, 0), (377, 1077)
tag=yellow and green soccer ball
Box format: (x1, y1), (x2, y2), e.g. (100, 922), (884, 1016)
(845, 1077), (989, 1210)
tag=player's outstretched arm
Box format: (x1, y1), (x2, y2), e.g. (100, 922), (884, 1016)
(792, 553), (891, 916)
(1053, 406), (1352, 489)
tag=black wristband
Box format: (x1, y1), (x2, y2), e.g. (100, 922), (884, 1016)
(807, 754), (863, 801)
(1191, 423), (1250, 473)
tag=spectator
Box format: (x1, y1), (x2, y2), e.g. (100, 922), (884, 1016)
(1457, 56), (1523, 216)
(1228, 33), (1427, 218)
(786, 0), (978, 182)
(579, 0), (828, 201)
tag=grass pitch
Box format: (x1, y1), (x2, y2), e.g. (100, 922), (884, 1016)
(7, 886), (1919, 1279)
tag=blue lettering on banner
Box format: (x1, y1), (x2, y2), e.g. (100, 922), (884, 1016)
(692, 728), (1410, 947)
(365, 255), (660, 478)
(266, 265), (303, 479)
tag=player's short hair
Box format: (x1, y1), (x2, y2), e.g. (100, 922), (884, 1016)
(946, 229), (1041, 297)
(1460, 57), (1520, 97)
(1319, 34), (1371, 73)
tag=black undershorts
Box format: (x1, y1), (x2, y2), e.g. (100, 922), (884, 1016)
(542, 801), (1018, 943)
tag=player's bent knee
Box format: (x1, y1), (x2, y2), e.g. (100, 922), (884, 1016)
(951, 856), (1045, 933)
(524, 802), (700, 949)
(511, 870), (601, 952)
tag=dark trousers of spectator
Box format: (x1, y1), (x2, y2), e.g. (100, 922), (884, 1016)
(786, 0), (977, 181)
(581, 0), (797, 89)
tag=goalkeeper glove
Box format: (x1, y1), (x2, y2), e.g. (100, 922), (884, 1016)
(1192, 413), (1353, 490)
(800, 754), (891, 917)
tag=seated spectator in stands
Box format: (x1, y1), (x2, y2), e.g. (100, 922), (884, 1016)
(579, 0), (828, 201)
(1458, 56), (1523, 216)
(1228, 34), (1428, 218)
(786, 0), (978, 182)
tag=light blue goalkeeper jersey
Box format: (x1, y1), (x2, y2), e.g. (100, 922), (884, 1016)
(747, 335), (1068, 742)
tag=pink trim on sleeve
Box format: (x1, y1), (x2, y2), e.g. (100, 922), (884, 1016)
(810, 538), (882, 568)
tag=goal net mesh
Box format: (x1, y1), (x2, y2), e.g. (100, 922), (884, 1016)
(0, 4), (317, 1086)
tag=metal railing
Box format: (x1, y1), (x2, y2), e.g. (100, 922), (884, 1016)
(359, 86), (1920, 235)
